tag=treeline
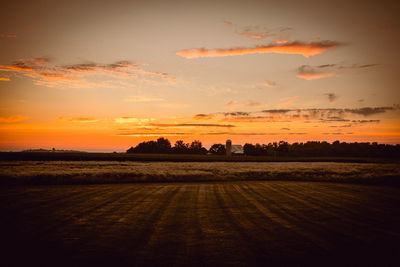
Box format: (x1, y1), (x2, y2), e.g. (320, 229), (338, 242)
(243, 141), (400, 158)
(127, 138), (400, 158)
(127, 138), (208, 154)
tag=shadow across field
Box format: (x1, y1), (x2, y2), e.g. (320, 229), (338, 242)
(1, 152), (399, 163)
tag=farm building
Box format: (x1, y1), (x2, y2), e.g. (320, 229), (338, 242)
(226, 140), (244, 156)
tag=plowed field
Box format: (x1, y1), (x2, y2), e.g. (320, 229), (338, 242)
(1, 181), (399, 266)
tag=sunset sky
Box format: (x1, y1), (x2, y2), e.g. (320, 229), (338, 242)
(1, 0), (399, 151)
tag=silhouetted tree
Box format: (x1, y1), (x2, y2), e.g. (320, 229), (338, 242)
(190, 140), (207, 154)
(209, 144), (226, 155)
(172, 140), (190, 154)
(156, 137), (171, 153)
(126, 138), (400, 157)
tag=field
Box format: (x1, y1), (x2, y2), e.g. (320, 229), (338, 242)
(1, 160), (399, 266)
(1, 161), (400, 185)
(1, 151), (399, 163)
(1, 181), (400, 266)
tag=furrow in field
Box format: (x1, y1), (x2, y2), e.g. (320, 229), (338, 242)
(104, 185), (183, 265)
(236, 182), (333, 252)
(66, 184), (173, 262)
(133, 184), (205, 266)
(27, 185), (138, 238)
(269, 182), (400, 237)
(249, 182), (370, 245)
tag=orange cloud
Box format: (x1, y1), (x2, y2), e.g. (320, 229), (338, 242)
(297, 63), (378, 80)
(58, 117), (99, 123)
(0, 34), (17, 38)
(226, 100), (262, 109)
(70, 118), (99, 123)
(193, 114), (214, 120)
(0, 77), (10, 81)
(0, 58), (176, 88)
(38, 73), (82, 82)
(277, 96), (299, 108)
(176, 41), (340, 59)
(263, 80), (276, 88)
(114, 117), (155, 124)
(124, 96), (165, 103)
(0, 115), (28, 123)
(238, 32), (264, 39)
(297, 72), (336, 80)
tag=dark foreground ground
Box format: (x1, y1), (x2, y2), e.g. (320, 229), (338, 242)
(1, 181), (399, 266)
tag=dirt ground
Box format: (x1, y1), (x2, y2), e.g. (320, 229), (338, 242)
(1, 181), (399, 266)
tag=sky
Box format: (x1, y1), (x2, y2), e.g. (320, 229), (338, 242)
(1, 0), (399, 152)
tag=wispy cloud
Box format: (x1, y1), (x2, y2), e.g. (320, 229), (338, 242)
(114, 117), (155, 124)
(352, 119), (380, 123)
(297, 63), (378, 80)
(150, 123), (235, 128)
(116, 133), (190, 137)
(59, 117), (99, 123)
(297, 65), (336, 80)
(202, 132), (306, 136)
(223, 112), (250, 117)
(263, 80), (277, 88)
(193, 105), (397, 125)
(124, 96), (165, 103)
(0, 115), (28, 123)
(277, 96), (299, 108)
(223, 21), (292, 40)
(176, 41), (340, 59)
(235, 26), (293, 40)
(226, 100), (262, 109)
(0, 34), (17, 38)
(193, 114), (214, 120)
(0, 58), (177, 88)
(262, 107), (396, 118)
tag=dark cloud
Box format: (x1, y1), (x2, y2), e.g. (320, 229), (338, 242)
(116, 132), (191, 136)
(297, 63), (379, 80)
(261, 109), (292, 114)
(320, 118), (351, 122)
(0, 58), (176, 87)
(235, 25), (292, 40)
(358, 64), (379, 68)
(223, 112), (250, 116)
(344, 107), (393, 116)
(352, 119), (380, 123)
(297, 65), (336, 80)
(329, 124), (352, 128)
(193, 114), (214, 120)
(202, 132), (306, 136)
(223, 22), (292, 40)
(225, 101), (261, 108)
(193, 106), (397, 125)
(325, 93), (338, 103)
(317, 64), (336, 68)
(263, 107), (396, 118)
